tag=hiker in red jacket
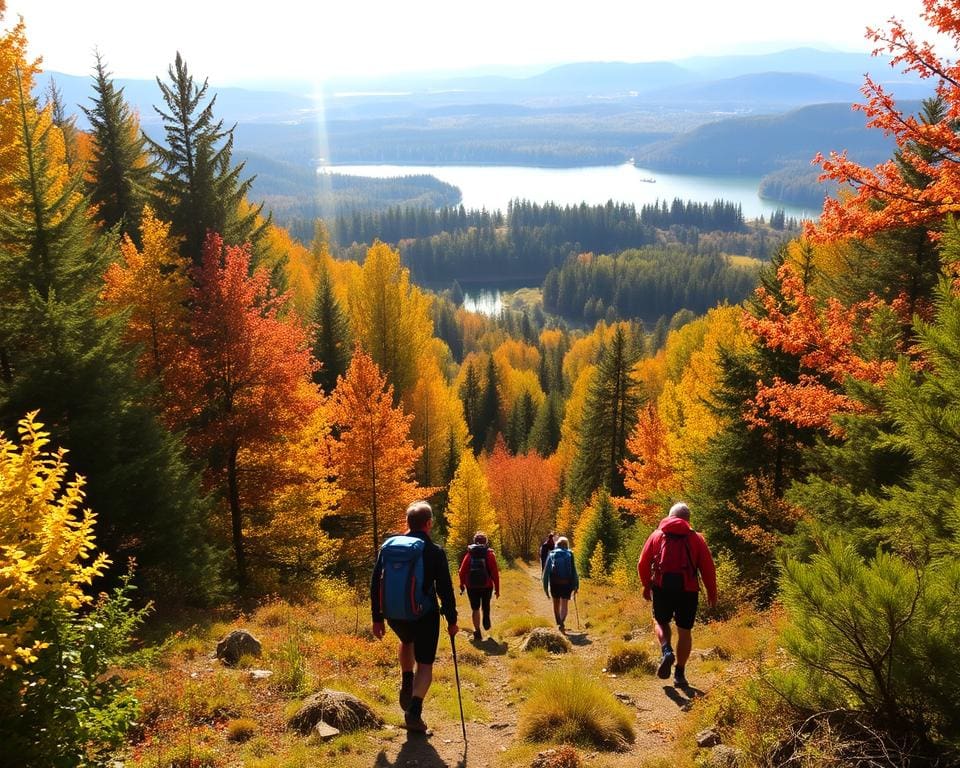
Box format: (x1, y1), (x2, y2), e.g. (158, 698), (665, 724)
(458, 532), (500, 642)
(637, 501), (717, 689)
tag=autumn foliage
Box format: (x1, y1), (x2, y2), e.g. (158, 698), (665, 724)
(812, 0), (960, 241)
(0, 413), (108, 670)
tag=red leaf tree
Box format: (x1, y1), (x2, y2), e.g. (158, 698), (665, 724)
(172, 233), (317, 591)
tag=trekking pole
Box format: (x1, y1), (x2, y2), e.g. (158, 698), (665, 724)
(574, 593), (581, 629)
(449, 629), (467, 743)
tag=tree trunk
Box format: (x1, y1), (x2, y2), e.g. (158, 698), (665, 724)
(227, 439), (247, 592)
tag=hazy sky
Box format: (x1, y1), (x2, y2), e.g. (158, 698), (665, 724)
(4, 0), (933, 85)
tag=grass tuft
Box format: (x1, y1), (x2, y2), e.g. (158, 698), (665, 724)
(499, 614), (551, 637)
(605, 641), (656, 675)
(226, 717), (258, 742)
(518, 664), (636, 751)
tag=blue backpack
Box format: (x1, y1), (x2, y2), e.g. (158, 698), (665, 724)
(550, 548), (573, 585)
(378, 535), (437, 621)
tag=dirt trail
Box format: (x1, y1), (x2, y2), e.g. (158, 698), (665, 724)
(368, 564), (711, 767)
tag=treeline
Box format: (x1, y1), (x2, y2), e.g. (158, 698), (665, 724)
(328, 198), (789, 285)
(542, 248), (759, 321)
(637, 198), (744, 230)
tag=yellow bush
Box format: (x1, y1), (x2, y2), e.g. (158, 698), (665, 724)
(0, 412), (109, 670)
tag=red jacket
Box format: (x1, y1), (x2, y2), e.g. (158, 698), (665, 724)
(458, 546), (500, 593)
(637, 516), (717, 603)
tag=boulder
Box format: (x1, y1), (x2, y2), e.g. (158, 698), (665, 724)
(519, 628), (571, 654)
(707, 744), (741, 767)
(288, 689), (383, 735)
(215, 629), (262, 666)
(696, 728), (722, 748)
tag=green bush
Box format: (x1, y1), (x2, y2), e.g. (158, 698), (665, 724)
(518, 664), (635, 750)
(0, 568), (150, 767)
(780, 535), (960, 752)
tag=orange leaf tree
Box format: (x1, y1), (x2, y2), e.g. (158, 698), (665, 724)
(813, 0), (960, 241)
(330, 348), (429, 566)
(485, 439), (559, 560)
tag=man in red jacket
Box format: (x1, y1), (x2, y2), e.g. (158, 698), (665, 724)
(637, 501), (717, 688)
(458, 532), (500, 641)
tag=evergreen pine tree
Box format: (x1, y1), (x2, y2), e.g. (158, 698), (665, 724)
(146, 52), (266, 263)
(83, 52), (156, 244)
(310, 258), (351, 393)
(529, 392), (563, 456)
(574, 488), (622, 577)
(0, 72), (216, 598)
(479, 355), (501, 451)
(566, 326), (644, 502)
(460, 360), (484, 454)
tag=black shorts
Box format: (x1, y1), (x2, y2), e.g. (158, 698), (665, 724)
(387, 611), (441, 664)
(651, 573), (699, 630)
(466, 587), (493, 612)
(549, 582), (573, 600)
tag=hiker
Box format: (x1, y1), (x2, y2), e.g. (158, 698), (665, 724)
(539, 531), (556, 572)
(457, 531), (500, 641)
(371, 500), (459, 733)
(542, 536), (578, 632)
(637, 501), (717, 689)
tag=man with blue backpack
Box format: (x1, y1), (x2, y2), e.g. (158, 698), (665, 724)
(370, 500), (459, 733)
(542, 536), (578, 632)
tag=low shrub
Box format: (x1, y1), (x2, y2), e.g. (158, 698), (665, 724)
(226, 718), (258, 742)
(605, 641), (655, 675)
(518, 664), (635, 750)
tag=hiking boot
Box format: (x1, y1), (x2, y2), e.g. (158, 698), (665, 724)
(674, 671), (689, 689)
(404, 712), (430, 733)
(473, 629), (482, 642)
(399, 684), (413, 711)
(656, 649), (675, 680)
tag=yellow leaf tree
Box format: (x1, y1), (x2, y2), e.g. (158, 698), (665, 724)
(347, 241), (434, 400)
(0, 412), (108, 671)
(100, 206), (190, 382)
(446, 451), (498, 554)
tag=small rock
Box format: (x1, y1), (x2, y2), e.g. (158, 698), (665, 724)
(614, 692), (634, 704)
(443, 738), (452, 744)
(699, 646), (731, 661)
(707, 744), (741, 767)
(696, 728), (722, 748)
(248, 669), (273, 680)
(313, 721), (340, 741)
(215, 629), (262, 666)
(489, 722), (511, 730)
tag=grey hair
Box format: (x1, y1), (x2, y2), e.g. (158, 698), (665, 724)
(669, 501), (690, 520)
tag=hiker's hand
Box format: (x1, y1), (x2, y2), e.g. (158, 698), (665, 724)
(372, 621), (386, 640)
(642, 587), (651, 601)
(447, 622), (459, 637)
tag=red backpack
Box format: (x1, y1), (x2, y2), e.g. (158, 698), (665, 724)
(651, 531), (696, 583)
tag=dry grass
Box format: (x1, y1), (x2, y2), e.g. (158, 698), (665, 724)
(226, 717), (258, 742)
(605, 641), (655, 675)
(518, 663), (636, 751)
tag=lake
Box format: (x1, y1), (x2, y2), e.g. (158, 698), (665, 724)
(327, 162), (820, 221)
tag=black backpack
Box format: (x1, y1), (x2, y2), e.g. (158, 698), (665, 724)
(466, 544), (489, 588)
